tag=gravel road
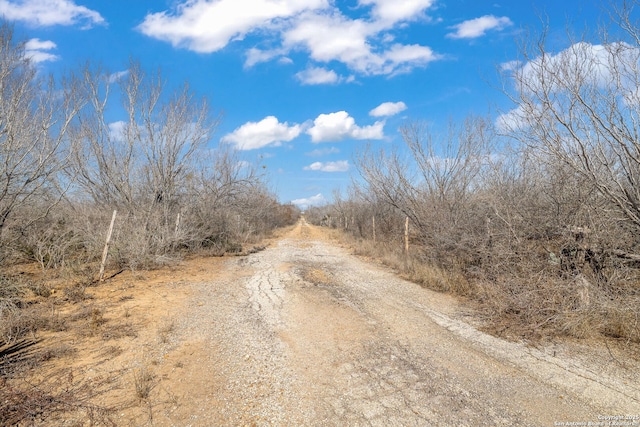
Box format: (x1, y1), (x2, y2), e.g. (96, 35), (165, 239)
(170, 219), (640, 426)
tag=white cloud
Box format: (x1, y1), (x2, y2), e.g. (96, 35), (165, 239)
(306, 147), (340, 156)
(502, 42), (640, 107)
(307, 111), (385, 142)
(295, 66), (340, 85)
(291, 193), (326, 208)
(517, 42), (631, 92)
(384, 43), (435, 65)
(0, 0), (104, 27)
(369, 101), (407, 117)
(245, 47), (283, 67)
(137, 0), (327, 53)
(303, 160), (349, 172)
(498, 41), (640, 131)
(108, 70), (129, 83)
(447, 15), (512, 39)
(138, 0), (441, 78)
(24, 38), (58, 63)
(222, 116), (302, 150)
(284, 13), (372, 66)
(359, 0), (435, 24)
(107, 120), (127, 141)
(500, 60), (522, 72)
(497, 95), (555, 135)
(284, 13), (439, 76)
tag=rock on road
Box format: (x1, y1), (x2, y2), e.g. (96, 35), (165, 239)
(170, 219), (640, 426)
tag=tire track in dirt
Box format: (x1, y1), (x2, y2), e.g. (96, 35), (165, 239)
(177, 219), (640, 426)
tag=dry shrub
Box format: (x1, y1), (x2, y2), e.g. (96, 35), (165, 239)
(133, 366), (156, 400)
(68, 305), (108, 338)
(0, 300), (67, 346)
(347, 236), (475, 296)
(101, 322), (137, 341)
(476, 275), (579, 339)
(157, 320), (175, 344)
(331, 223), (640, 345)
(37, 344), (77, 363)
(599, 299), (640, 342)
(472, 264), (640, 343)
(63, 284), (88, 303)
(0, 369), (114, 426)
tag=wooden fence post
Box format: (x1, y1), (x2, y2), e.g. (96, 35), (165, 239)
(372, 216), (376, 243)
(99, 210), (117, 281)
(404, 216), (409, 256)
(174, 213), (181, 236)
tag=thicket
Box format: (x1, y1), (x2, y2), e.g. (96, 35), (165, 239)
(0, 24), (298, 347)
(308, 4), (640, 343)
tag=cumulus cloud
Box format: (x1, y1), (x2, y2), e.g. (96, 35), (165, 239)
(0, 0), (104, 27)
(295, 66), (341, 85)
(137, 0), (327, 53)
(138, 0), (440, 78)
(303, 160), (349, 172)
(498, 41), (640, 131)
(222, 116), (302, 150)
(447, 15), (512, 39)
(284, 13), (372, 66)
(284, 13), (439, 76)
(291, 193), (326, 209)
(369, 101), (407, 117)
(24, 38), (58, 63)
(517, 42), (632, 92)
(359, 0), (435, 24)
(307, 111), (385, 142)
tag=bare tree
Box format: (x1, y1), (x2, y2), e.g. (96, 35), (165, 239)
(499, 8), (640, 232)
(356, 116), (493, 247)
(125, 62), (215, 211)
(64, 60), (220, 264)
(70, 61), (216, 210)
(0, 24), (83, 235)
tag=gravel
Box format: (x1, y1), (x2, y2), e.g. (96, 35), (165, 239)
(170, 221), (640, 426)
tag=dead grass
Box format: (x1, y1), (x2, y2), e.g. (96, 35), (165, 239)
(157, 319), (176, 344)
(0, 369), (115, 426)
(346, 236), (474, 296)
(329, 226), (640, 350)
(133, 365), (156, 401)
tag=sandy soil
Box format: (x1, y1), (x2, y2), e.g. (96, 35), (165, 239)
(13, 219), (640, 426)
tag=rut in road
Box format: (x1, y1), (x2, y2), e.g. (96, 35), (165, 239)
(175, 219), (640, 426)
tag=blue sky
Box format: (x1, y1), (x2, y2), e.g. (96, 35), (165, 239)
(1, 0), (605, 208)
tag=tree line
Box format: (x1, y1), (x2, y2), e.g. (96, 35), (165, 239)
(307, 3), (640, 343)
(0, 23), (298, 279)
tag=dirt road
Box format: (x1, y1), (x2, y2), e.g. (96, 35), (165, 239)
(124, 219), (640, 426)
